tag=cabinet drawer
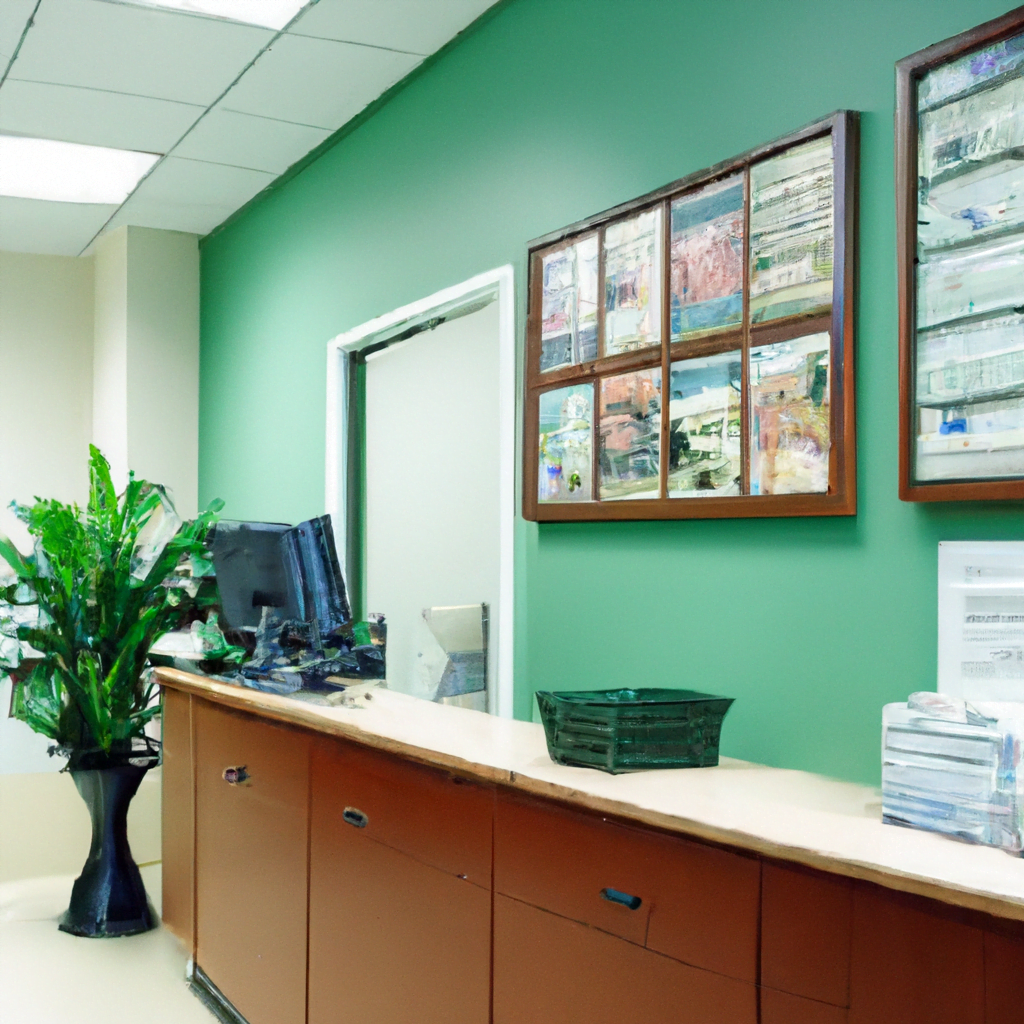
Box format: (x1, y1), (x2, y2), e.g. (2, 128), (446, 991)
(643, 828), (761, 982)
(761, 863), (852, 1006)
(494, 791), (760, 981)
(495, 791), (657, 944)
(493, 894), (757, 1024)
(312, 738), (492, 885)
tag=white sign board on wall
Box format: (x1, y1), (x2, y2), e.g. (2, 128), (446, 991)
(938, 541), (1024, 702)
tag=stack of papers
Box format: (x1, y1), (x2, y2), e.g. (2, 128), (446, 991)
(882, 692), (1024, 854)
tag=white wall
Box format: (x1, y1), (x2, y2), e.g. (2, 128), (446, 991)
(0, 250), (94, 774)
(94, 226), (200, 516)
(0, 251), (94, 557)
(0, 236), (192, 893)
(126, 228), (200, 518)
(93, 229), (129, 488)
(1, 229), (199, 779)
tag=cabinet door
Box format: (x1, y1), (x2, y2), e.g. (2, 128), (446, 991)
(493, 894), (757, 1024)
(848, 888), (984, 1024)
(160, 687), (193, 947)
(194, 700), (310, 1024)
(308, 740), (491, 1024)
(984, 931), (1024, 1023)
(761, 863), (852, 1007)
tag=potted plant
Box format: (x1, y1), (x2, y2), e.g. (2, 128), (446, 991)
(0, 446), (222, 937)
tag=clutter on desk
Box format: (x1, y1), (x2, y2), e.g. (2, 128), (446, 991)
(882, 691), (1024, 855)
(153, 514), (386, 695)
(416, 603), (488, 711)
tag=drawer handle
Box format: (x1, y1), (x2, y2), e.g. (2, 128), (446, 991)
(222, 766), (249, 785)
(600, 887), (642, 911)
(343, 806), (368, 829)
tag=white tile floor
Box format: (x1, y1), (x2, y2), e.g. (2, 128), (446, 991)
(0, 865), (216, 1024)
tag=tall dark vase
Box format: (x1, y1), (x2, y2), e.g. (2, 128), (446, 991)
(59, 764), (157, 938)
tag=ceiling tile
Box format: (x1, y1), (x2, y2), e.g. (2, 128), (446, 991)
(125, 0), (313, 32)
(0, 0), (37, 67)
(0, 80), (203, 153)
(104, 195), (230, 236)
(105, 156), (275, 235)
(222, 33), (420, 129)
(10, 0), (273, 106)
(0, 196), (116, 256)
(289, 0), (495, 55)
(172, 107), (330, 174)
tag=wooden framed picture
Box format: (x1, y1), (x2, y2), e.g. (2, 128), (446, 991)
(522, 111), (858, 523)
(898, 7), (1024, 501)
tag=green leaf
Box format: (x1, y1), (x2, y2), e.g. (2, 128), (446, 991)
(0, 532), (35, 580)
(88, 445), (117, 515)
(9, 662), (63, 741)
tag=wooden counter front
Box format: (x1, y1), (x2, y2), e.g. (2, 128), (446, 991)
(156, 668), (1024, 924)
(158, 671), (1024, 1024)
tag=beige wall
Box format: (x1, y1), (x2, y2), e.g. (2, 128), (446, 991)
(92, 228), (129, 487)
(0, 250), (95, 774)
(0, 768), (161, 884)
(1, 231), (199, 777)
(0, 234), (196, 888)
(0, 250), (94, 562)
(126, 227), (200, 518)
(93, 226), (200, 516)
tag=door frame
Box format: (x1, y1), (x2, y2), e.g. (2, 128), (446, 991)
(325, 265), (516, 718)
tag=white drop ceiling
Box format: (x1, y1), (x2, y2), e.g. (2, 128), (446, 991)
(0, 0), (496, 256)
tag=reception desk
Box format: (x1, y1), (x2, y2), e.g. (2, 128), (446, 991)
(157, 668), (1024, 1024)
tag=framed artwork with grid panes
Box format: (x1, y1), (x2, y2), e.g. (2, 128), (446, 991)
(897, 10), (1024, 501)
(524, 111), (858, 521)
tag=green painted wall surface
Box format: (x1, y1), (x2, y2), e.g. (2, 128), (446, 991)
(199, 0), (1024, 786)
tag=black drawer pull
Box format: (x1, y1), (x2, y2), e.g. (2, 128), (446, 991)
(343, 806), (368, 829)
(600, 887), (642, 910)
(222, 766), (249, 785)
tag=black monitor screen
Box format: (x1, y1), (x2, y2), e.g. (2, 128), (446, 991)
(210, 515), (351, 634)
(210, 520), (295, 629)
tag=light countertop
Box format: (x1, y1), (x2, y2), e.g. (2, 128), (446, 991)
(156, 668), (1024, 923)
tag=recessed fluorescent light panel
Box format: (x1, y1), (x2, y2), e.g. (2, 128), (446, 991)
(0, 136), (160, 205)
(123, 0), (312, 30)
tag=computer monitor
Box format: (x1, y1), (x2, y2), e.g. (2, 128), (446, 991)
(210, 515), (351, 635)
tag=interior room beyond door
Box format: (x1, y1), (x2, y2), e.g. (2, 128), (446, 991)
(363, 301), (501, 710)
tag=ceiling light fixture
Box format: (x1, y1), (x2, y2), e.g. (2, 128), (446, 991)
(120, 0), (313, 30)
(0, 135), (160, 205)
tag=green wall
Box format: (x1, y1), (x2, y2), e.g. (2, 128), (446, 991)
(199, 0), (1024, 786)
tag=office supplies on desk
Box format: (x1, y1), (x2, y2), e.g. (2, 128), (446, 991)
(882, 691), (1024, 854)
(210, 515), (385, 693)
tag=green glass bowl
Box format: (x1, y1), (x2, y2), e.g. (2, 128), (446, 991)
(536, 688), (734, 774)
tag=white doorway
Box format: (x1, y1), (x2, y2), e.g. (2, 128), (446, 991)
(325, 267), (515, 717)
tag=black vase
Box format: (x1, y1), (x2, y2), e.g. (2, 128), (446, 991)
(59, 764), (157, 938)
